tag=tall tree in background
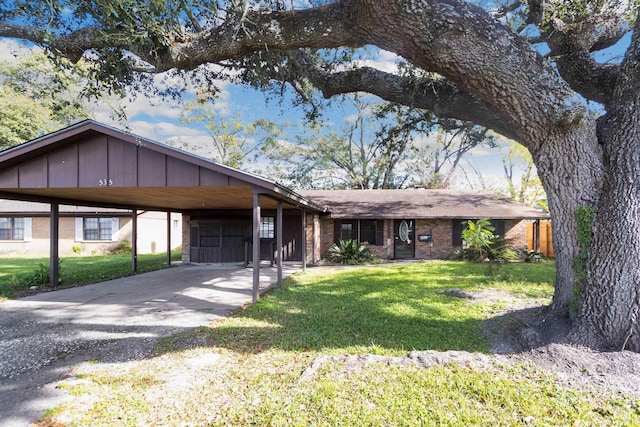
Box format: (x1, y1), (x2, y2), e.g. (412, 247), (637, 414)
(179, 96), (278, 168)
(0, 52), (92, 149)
(262, 99), (423, 189)
(404, 119), (496, 188)
(262, 99), (493, 190)
(500, 139), (547, 211)
(2, 0), (640, 351)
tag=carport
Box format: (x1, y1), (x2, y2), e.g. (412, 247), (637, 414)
(0, 120), (327, 302)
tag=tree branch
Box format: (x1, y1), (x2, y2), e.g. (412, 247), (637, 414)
(526, 0), (631, 106)
(289, 50), (519, 141)
(546, 17), (622, 106)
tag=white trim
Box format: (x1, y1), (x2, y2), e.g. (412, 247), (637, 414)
(23, 217), (32, 241)
(75, 218), (83, 242)
(111, 217), (120, 241)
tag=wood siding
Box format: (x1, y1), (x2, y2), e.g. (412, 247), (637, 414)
(0, 135), (243, 191)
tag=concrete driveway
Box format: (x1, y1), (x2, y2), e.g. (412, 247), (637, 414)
(0, 263), (300, 426)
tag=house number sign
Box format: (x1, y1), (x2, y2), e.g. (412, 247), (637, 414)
(98, 179), (113, 186)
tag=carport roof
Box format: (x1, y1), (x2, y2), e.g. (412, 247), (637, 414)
(0, 120), (326, 213)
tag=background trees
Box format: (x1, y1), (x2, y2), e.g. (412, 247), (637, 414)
(0, 52), (92, 149)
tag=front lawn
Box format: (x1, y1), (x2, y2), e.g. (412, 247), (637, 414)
(0, 250), (181, 299)
(43, 261), (640, 426)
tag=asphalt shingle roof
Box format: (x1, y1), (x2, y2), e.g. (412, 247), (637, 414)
(300, 189), (549, 220)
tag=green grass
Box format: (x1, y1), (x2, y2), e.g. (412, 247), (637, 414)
(39, 261), (640, 426)
(0, 250), (182, 299)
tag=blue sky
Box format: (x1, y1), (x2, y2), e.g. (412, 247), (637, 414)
(0, 26), (633, 192)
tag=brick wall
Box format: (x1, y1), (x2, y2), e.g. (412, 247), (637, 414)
(0, 214), (181, 257)
(182, 214), (191, 263)
(414, 219), (457, 260)
(505, 219), (530, 251)
(303, 213), (322, 264)
(309, 217), (533, 262)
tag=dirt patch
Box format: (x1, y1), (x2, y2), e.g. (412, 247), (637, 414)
(301, 289), (640, 398)
(480, 291), (640, 397)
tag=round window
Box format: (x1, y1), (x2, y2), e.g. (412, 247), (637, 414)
(399, 220), (409, 242)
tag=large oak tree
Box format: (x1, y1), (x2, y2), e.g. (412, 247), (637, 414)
(1, 0), (639, 350)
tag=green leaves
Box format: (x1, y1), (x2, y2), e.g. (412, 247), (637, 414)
(0, 51), (93, 150)
(327, 239), (375, 265)
(462, 218), (496, 260)
(461, 219), (518, 264)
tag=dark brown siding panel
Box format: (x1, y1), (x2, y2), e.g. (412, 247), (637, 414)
(200, 168), (229, 186)
(282, 212), (303, 261)
(376, 219), (384, 245)
(108, 138), (138, 187)
(138, 147), (166, 187)
(78, 136), (108, 187)
(229, 177), (249, 187)
(0, 166), (19, 188)
(333, 219), (341, 244)
(48, 144), (79, 188)
(18, 157), (48, 188)
(167, 157), (199, 186)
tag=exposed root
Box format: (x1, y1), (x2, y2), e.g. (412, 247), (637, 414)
(297, 351), (498, 383)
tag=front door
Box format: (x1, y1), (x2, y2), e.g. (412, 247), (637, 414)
(394, 219), (415, 259)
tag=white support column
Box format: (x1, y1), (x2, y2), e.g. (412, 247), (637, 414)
(252, 193), (261, 303)
(49, 203), (59, 287)
(276, 201), (283, 287)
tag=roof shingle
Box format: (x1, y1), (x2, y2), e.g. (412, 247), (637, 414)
(299, 189), (548, 220)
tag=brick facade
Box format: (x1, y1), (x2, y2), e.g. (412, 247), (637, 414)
(182, 214), (191, 263)
(311, 217), (536, 262)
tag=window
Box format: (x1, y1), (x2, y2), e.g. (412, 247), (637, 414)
(260, 216), (275, 238)
(83, 217), (113, 240)
(359, 220), (377, 244)
(334, 219), (383, 245)
(340, 221), (355, 241)
(0, 217), (24, 240)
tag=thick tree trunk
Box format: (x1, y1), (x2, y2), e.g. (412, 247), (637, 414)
(532, 120), (604, 315)
(572, 108), (640, 351)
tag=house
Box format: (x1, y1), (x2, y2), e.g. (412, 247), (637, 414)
(0, 199), (182, 256)
(0, 120), (550, 297)
(298, 189), (549, 260)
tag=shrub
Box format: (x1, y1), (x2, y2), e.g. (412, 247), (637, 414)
(109, 240), (132, 254)
(72, 245), (83, 254)
(327, 239), (375, 265)
(462, 219), (518, 263)
(28, 262), (52, 286)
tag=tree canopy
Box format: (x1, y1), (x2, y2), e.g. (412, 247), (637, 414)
(1, 0), (640, 351)
(0, 51), (92, 149)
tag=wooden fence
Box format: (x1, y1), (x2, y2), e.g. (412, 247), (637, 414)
(526, 220), (554, 258)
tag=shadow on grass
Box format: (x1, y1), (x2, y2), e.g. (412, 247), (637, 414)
(163, 262), (555, 356)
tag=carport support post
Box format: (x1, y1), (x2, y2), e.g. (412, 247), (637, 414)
(277, 201), (283, 287)
(49, 203), (59, 287)
(302, 210), (307, 271)
(166, 211), (171, 266)
(252, 193), (261, 303)
(131, 210), (138, 272)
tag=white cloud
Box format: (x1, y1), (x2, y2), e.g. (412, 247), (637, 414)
(127, 120), (205, 143)
(353, 49), (402, 74)
(0, 39), (37, 62)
